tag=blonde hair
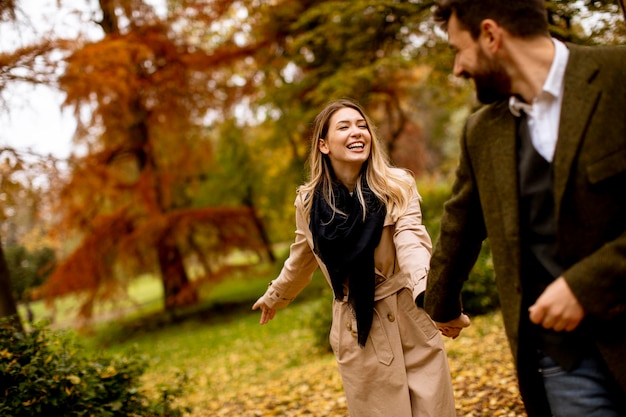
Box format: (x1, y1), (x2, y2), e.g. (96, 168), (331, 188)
(298, 99), (414, 221)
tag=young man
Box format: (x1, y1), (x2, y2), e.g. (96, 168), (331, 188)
(423, 1), (626, 416)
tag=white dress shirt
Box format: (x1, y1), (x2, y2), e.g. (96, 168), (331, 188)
(508, 39), (570, 162)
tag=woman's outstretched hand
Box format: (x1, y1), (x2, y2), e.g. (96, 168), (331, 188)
(252, 298), (277, 325)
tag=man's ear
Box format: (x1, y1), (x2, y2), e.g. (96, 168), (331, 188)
(318, 138), (329, 154)
(479, 18), (502, 53)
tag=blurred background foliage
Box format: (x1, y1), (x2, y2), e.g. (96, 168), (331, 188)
(0, 0), (624, 327)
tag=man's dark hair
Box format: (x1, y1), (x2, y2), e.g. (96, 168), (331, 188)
(433, 0), (549, 39)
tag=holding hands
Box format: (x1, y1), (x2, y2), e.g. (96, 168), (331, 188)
(435, 313), (471, 339)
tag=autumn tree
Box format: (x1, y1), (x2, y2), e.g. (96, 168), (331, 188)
(2, 0), (624, 323)
(0, 0), (80, 328)
(0, 148), (61, 329)
(243, 0), (625, 179)
(0, 189), (19, 329)
(41, 0), (275, 318)
(0, 0), (21, 330)
(246, 0), (460, 176)
(547, 0), (626, 43)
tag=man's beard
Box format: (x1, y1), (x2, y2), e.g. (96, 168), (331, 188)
(473, 47), (511, 104)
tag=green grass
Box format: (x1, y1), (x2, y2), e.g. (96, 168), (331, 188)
(78, 286), (524, 417)
(16, 266), (336, 415)
(11, 249), (520, 416)
(102, 296), (326, 372)
(83, 279), (338, 416)
(14, 269), (526, 416)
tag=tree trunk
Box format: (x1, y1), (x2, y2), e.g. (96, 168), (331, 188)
(157, 239), (198, 310)
(0, 241), (23, 332)
(244, 187), (275, 263)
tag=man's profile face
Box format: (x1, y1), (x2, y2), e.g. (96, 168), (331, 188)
(447, 13), (511, 104)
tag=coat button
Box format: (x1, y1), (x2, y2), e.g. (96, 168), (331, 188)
(346, 322), (352, 330)
(351, 330), (358, 338)
(387, 313), (395, 322)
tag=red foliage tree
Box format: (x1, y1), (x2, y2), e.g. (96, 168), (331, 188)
(43, 0), (273, 318)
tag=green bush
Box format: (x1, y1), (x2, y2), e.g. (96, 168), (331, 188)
(0, 320), (189, 417)
(459, 241), (500, 315)
(417, 178), (452, 241)
(418, 178), (500, 316)
(305, 289), (334, 353)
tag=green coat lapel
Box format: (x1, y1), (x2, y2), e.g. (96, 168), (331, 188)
(553, 46), (600, 215)
(487, 107), (520, 242)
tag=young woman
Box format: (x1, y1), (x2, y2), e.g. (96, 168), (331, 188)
(253, 99), (456, 416)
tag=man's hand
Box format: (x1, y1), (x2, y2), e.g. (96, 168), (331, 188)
(435, 313), (471, 339)
(528, 276), (585, 332)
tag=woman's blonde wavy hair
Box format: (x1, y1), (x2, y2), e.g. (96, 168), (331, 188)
(298, 99), (414, 222)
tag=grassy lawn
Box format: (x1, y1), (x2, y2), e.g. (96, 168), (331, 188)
(91, 299), (526, 416)
(17, 270), (525, 416)
(112, 297), (344, 417)
(76, 273), (344, 416)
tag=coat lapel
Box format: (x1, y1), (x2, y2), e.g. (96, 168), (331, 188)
(487, 105), (520, 242)
(553, 46), (600, 214)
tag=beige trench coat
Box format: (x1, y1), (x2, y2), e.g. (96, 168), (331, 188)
(259, 170), (456, 417)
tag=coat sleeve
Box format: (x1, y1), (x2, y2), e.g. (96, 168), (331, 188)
(424, 118), (487, 322)
(258, 193), (320, 310)
(393, 176), (433, 305)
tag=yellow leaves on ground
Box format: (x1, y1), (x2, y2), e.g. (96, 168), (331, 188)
(444, 313), (526, 417)
(140, 310), (526, 417)
(198, 358), (347, 417)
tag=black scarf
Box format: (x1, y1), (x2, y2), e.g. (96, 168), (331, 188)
(310, 177), (386, 347)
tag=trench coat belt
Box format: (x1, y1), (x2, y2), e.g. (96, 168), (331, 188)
(341, 272), (410, 366)
(374, 271), (410, 301)
(339, 271), (409, 303)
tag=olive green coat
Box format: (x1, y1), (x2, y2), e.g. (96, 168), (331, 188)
(425, 44), (626, 417)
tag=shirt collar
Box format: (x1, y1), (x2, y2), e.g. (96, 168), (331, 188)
(509, 96), (531, 117)
(509, 38), (570, 117)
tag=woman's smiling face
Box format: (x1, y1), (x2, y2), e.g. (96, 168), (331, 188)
(319, 107), (372, 171)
